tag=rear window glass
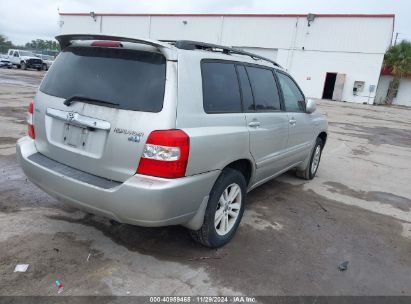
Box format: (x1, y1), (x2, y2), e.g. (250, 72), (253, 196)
(40, 47), (166, 112)
(245, 66), (281, 111)
(201, 62), (242, 113)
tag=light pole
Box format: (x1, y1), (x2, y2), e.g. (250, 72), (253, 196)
(394, 32), (400, 46)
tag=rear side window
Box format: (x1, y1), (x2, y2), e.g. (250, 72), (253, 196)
(202, 62), (241, 113)
(40, 47), (166, 112)
(246, 66), (281, 111)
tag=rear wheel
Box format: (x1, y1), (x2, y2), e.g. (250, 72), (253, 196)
(296, 137), (323, 180)
(191, 168), (246, 248)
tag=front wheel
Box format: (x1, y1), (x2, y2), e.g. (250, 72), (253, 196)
(296, 137), (323, 180)
(190, 168), (246, 248)
(21, 62), (27, 70)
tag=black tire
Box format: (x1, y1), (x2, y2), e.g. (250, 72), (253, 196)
(296, 137), (323, 180)
(17, 64), (21, 69)
(190, 168), (246, 248)
(21, 62), (27, 70)
(37, 67), (41, 71)
(42, 64), (47, 71)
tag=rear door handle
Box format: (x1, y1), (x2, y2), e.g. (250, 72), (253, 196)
(248, 121), (261, 128)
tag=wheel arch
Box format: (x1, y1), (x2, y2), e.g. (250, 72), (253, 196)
(224, 158), (254, 187)
(296, 131), (327, 173)
(318, 131), (328, 148)
(183, 158), (254, 231)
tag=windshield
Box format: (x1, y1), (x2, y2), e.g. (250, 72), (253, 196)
(19, 51), (36, 57)
(40, 46), (166, 112)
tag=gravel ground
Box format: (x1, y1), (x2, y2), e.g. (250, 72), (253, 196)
(0, 68), (411, 296)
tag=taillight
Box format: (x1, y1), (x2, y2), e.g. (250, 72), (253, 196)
(137, 130), (190, 178)
(27, 100), (35, 139)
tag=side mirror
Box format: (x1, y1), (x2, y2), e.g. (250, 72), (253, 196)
(305, 99), (317, 114)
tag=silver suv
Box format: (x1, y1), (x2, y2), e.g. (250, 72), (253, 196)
(17, 34), (328, 248)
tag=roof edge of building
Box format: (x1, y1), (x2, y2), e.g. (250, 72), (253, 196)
(58, 13), (395, 18)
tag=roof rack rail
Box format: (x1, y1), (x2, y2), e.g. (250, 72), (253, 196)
(173, 40), (282, 68)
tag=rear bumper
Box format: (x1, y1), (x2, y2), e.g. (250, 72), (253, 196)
(17, 137), (219, 227)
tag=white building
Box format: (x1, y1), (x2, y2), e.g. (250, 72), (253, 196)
(375, 70), (411, 107)
(59, 13), (395, 104)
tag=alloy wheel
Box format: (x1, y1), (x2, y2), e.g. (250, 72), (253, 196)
(214, 183), (242, 236)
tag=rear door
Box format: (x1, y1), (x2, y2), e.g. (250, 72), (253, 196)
(239, 65), (289, 182)
(276, 71), (314, 164)
(34, 45), (176, 182)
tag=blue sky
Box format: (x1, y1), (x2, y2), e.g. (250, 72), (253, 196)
(0, 0), (409, 45)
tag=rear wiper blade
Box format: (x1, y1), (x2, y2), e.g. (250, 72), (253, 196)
(64, 95), (119, 108)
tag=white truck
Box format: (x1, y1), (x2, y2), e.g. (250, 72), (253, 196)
(7, 49), (43, 70)
(35, 54), (55, 70)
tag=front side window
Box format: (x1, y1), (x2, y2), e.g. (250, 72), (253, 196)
(277, 72), (305, 112)
(202, 62), (242, 113)
(245, 66), (281, 111)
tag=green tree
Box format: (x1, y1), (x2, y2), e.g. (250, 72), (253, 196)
(25, 39), (60, 51)
(383, 40), (411, 104)
(0, 34), (14, 53)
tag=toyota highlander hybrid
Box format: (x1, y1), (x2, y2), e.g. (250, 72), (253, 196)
(17, 34), (328, 247)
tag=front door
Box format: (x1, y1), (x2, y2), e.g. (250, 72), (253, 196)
(276, 71), (314, 165)
(12, 51), (19, 64)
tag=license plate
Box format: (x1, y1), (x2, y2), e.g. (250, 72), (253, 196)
(63, 124), (88, 148)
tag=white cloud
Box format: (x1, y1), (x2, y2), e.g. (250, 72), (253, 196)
(0, 0), (409, 45)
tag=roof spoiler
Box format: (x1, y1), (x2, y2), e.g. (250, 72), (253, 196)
(55, 34), (177, 59)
